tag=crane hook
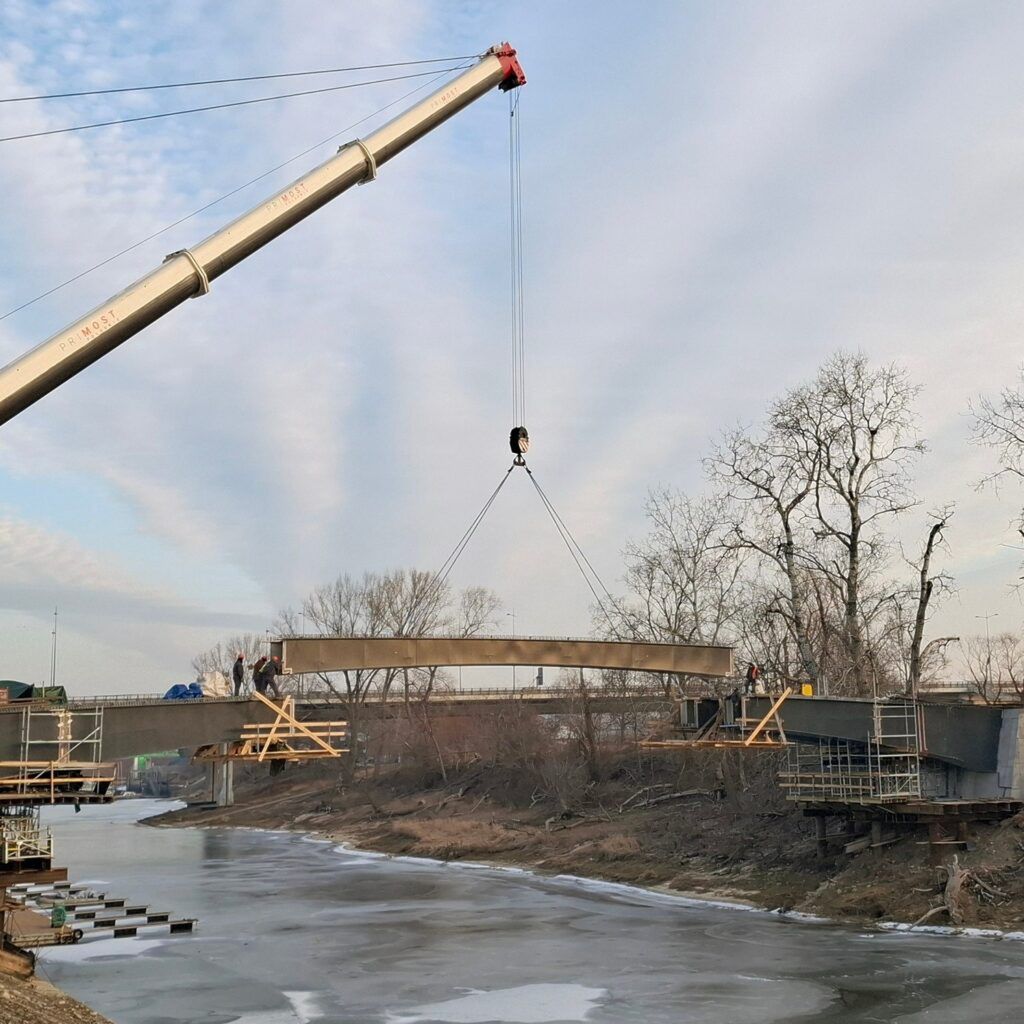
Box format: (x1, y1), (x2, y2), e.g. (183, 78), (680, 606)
(509, 425), (530, 465)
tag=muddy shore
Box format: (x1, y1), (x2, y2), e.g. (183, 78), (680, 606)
(149, 760), (1024, 932)
(0, 972), (113, 1024)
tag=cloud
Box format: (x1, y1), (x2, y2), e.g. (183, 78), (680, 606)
(3, 1), (1024, 694)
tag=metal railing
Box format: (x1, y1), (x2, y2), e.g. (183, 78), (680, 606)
(66, 683), (673, 708)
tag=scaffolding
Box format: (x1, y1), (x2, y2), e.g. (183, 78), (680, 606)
(778, 699), (923, 804)
(0, 807), (53, 865)
(0, 706), (115, 804)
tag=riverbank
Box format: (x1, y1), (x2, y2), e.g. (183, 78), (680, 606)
(0, 972), (113, 1024)
(148, 758), (1024, 931)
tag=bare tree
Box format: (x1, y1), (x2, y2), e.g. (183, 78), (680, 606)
(972, 368), (1024, 488)
(708, 416), (821, 687)
(995, 633), (1024, 700)
(961, 633), (1022, 704)
(905, 509), (954, 695)
(275, 569), (500, 778)
(617, 490), (746, 646)
(972, 369), (1024, 564)
(787, 352), (925, 693)
(192, 632), (267, 691)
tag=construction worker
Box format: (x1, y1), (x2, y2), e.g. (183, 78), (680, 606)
(251, 656), (268, 694)
(232, 653), (245, 696)
(744, 662), (761, 695)
(258, 655), (284, 699)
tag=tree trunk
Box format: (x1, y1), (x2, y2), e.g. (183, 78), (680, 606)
(846, 523), (866, 694)
(909, 519), (945, 696)
(781, 525), (819, 688)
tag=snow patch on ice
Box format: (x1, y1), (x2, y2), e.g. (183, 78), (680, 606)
(38, 935), (168, 963)
(387, 983), (608, 1023)
(283, 990), (325, 1022)
(880, 921), (1024, 942)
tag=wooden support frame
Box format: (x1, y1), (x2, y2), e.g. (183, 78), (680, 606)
(743, 687), (791, 746)
(640, 688), (792, 751)
(0, 760), (115, 804)
(193, 692), (348, 764)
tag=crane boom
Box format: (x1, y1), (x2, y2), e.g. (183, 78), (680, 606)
(0, 44), (525, 425)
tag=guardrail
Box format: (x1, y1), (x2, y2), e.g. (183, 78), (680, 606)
(62, 684), (675, 708)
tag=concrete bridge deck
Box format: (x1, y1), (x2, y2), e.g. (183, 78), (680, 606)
(0, 686), (1007, 773)
(0, 686), (672, 762)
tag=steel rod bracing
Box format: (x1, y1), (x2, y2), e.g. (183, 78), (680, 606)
(0, 68), (464, 324)
(0, 43), (525, 425)
(0, 56), (483, 103)
(0, 66), (475, 144)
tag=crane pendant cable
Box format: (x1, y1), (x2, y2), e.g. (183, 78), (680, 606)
(508, 90), (528, 462)
(414, 90), (627, 635)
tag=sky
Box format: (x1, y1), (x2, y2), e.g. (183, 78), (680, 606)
(2, 0), (1024, 695)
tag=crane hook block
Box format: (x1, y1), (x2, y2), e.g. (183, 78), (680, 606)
(510, 425), (530, 457)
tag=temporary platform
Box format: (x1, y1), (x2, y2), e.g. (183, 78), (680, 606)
(193, 692), (347, 764)
(0, 706), (114, 805)
(6, 881), (196, 947)
(642, 689), (792, 750)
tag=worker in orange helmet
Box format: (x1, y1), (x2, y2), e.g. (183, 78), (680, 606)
(743, 662), (761, 695)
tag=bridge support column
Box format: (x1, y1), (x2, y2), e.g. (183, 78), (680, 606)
(212, 746), (234, 807)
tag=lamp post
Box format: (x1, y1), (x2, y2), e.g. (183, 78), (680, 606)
(975, 613), (998, 696)
(507, 610), (517, 690)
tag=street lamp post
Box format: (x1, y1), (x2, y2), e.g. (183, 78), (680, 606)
(507, 610), (517, 690)
(975, 613), (998, 696)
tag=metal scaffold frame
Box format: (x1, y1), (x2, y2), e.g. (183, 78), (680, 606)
(0, 706), (115, 803)
(778, 699), (923, 804)
(0, 807), (53, 864)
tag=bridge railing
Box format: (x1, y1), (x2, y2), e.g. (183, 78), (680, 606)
(64, 683), (676, 708)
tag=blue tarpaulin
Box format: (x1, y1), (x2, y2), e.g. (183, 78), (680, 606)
(163, 682), (203, 700)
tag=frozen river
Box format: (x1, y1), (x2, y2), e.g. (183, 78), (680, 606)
(37, 799), (1024, 1023)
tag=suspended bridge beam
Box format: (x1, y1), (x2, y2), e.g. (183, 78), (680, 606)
(270, 636), (734, 677)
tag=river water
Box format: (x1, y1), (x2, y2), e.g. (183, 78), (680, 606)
(33, 799), (1024, 1023)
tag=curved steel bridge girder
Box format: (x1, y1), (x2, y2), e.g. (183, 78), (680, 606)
(271, 636), (734, 677)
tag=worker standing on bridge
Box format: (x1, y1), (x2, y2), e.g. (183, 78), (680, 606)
(232, 653), (245, 696)
(744, 663), (761, 695)
(251, 656), (268, 694)
(257, 655), (284, 699)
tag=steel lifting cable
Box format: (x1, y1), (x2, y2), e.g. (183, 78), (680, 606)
(396, 461), (519, 635)
(0, 67), (462, 322)
(522, 465), (627, 633)
(507, 89), (529, 460)
(411, 88), (623, 638)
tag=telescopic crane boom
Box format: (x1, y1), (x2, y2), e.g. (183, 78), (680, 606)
(0, 44), (526, 425)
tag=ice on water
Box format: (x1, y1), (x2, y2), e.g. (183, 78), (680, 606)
(388, 983), (608, 1023)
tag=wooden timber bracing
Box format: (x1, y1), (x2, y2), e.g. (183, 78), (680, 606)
(193, 692), (347, 764)
(642, 688), (793, 750)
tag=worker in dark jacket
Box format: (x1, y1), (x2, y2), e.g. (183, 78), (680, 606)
(258, 655), (284, 699)
(251, 656), (268, 693)
(232, 653), (245, 696)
